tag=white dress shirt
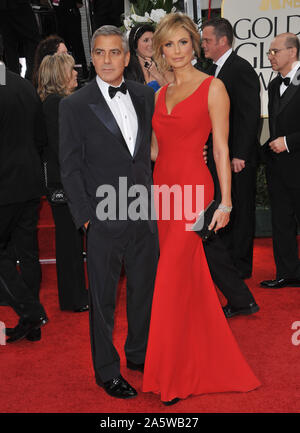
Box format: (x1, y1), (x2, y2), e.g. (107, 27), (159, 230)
(213, 48), (233, 77)
(96, 75), (138, 156)
(279, 61), (300, 152)
(280, 61), (300, 96)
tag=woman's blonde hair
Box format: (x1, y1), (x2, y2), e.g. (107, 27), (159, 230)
(38, 52), (75, 101)
(153, 12), (201, 72)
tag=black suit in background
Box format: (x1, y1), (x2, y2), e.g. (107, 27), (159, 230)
(92, 0), (124, 30)
(206, 51), (261, 278)
(59, 78), (159, 382)
(0, 68), (46, 321)
(42, 93), (88, 311)
(0, 0), (40, 80)
(264, 71), (300, 279)
(52, 0), (88, 77)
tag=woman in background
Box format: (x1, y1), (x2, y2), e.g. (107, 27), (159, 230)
(38, 53), (88, 313)
(32, 34), (68, 88)
(125, 24), (173, 91)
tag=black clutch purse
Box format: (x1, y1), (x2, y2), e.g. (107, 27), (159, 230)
(43, 161), (68, 205)
(48, 188), (68, 205)
(192, 200), (218, 242)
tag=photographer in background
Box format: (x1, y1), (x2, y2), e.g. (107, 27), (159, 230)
(0, 0), (40, 80)
(52, 0), (88, 78)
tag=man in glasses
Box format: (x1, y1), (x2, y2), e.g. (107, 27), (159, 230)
(261, 32), (300, 289)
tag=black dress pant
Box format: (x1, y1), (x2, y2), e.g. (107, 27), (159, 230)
(203, 235), (255, 308)
(0, 198), (46, 321)
(86, 221), (159, 383)
(266, 163), (300, 279)
(204, 143), (256, 307)
(51, 203), (88, 311)
(219, 162), (257, 277)
(54, 6), (88, 77)
(0, 3), (40, 80)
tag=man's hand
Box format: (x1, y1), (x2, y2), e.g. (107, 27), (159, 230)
(269, 137), (286, 154)
(231, 158), (245, 173)
(203, 144), (208, 164)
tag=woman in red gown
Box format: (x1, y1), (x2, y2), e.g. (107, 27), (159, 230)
(142, 13), (260, 405)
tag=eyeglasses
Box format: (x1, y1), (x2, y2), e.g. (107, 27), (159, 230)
(266, 47), (292, 56)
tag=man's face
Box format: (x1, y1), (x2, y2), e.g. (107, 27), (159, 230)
(201, 26), (222, 62)
(268, 36), (294, 75)
(92, 35), (130, 86)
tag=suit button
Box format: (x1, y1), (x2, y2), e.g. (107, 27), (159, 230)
(132, 159), (135, 164)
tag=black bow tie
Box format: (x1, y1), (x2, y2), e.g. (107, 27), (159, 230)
(108, 82), (127, 99)
(209, 63), (218, 76)
(278, 75), (290, 86)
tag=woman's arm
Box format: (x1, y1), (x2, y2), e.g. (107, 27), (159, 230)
(207, 78), (232, 232)
(150, 88), (162, 162)
(151, 129), (159, 161)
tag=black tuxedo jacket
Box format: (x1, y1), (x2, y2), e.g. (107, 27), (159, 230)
(216, 51), (261, 162)
(0, 69), (46, 205)
(59, 78), (156, 235)
(0, 0), (30, 9)
(264, 70), (300, 188)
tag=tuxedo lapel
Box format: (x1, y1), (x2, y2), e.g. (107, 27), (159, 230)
(278, 72), (300, 115)
(126, 81), (146, 158)
(216, 52), (235, 81)
(88, 79), (128, 151)
(268, 76), (281, 139)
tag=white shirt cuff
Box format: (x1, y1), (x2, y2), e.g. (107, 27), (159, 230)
(284, 136), (290, 153)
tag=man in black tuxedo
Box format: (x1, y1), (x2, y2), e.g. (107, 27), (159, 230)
(91, 0), (124, 30)
(0, 0), (40, 80)
(52, 0), (88, 78)
(59, 26), (159, 399)
(261, 33), (300, 289)
(0, 67), (48, 342)
(201, 18), (261, 280)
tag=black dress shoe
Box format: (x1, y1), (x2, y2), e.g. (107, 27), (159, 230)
(162, 398), (180, 406)
(223, 302), (259, 318)
(96, 375), (137, 399)
(6, 316), (48, 343)
(5, 327), (41, 341)
(260, 278), (300, 288)
(126, 360), (144, 372)
(73, 305), (89, 312)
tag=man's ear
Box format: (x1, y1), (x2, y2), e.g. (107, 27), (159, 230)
(219, 36), (227, 48)
(124, 51), (130, 67)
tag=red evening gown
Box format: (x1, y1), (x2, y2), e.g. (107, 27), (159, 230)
(142, 76), (260, 402)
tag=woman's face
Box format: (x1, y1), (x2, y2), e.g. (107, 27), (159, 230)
(137, 31), (154, 58)
(161, 27), (194, 69)
(57, 42), (68, 54)
(66, 66), (78, 91)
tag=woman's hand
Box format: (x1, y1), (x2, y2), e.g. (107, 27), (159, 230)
(208, 208), (230, 233)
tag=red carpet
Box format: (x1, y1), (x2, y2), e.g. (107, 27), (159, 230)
(1, 198), (300, 413)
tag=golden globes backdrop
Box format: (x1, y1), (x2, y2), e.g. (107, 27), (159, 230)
(222, 0), (300, 117)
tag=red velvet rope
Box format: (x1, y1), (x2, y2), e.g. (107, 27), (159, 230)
(208, 0), (212, 19)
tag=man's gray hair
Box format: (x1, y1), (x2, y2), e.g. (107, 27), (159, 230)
(91, 25), (129, 53)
